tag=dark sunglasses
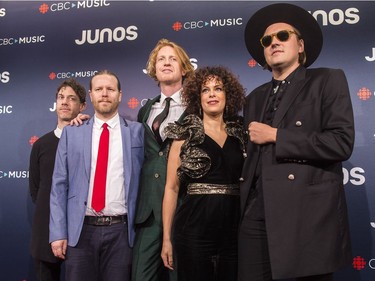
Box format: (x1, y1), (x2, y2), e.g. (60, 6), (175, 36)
(260, 30), (297, 48)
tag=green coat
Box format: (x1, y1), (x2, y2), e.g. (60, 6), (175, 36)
(135, 95), (185, 226)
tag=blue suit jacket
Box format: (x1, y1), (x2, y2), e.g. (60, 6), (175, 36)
(49, 116), (144, 247)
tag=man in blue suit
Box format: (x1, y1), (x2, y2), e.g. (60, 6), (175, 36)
(49, 70), (144, 281)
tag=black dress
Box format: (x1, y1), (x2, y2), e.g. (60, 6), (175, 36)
(165, 115), (246, 281)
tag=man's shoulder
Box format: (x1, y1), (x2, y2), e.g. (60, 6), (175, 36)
(33, 130), (56, 145)
(307, 67), (344, 77)
(138, 96), (160, 116)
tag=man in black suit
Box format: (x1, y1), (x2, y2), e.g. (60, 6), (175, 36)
(29, 79), (86, 281)
(239, 3), (354, 281)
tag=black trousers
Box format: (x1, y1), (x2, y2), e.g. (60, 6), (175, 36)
(238, 176), (333, 281)
(238, 218), (333, 281)
(34, 259), (62, 281)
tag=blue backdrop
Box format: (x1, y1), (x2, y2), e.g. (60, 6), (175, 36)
(0, 1), (374, 280)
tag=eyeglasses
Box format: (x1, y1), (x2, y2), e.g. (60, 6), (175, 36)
(260, 30), (297, 48)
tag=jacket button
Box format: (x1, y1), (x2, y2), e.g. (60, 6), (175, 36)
(295, 121), (302, 127)
(159, 151), (164, 156)
(154, 173), (160, 178)
(288, 174), (295, 180)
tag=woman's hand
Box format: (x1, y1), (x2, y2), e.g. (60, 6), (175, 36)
(161, 239), (174, 270)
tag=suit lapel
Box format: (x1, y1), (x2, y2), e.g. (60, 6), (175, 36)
(258, 84), (273, 122)
(83, 118), (94, 180)
(141, 96), (160, 141)
(273, 67), (309, 127)
(120, 117), (131, 200)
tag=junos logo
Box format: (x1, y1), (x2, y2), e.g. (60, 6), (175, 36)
(0, 71), (10, 83)
(0, 7), (6, 17)
(75, 26), (138, 45)
(365, 48), (375, 62)
(343, 167), (365, 186)
(311, 7), (360, 26)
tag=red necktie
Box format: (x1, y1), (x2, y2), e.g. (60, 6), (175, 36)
(92, 123), (109, 212)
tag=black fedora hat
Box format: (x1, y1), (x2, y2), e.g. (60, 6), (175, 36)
(244, 3), (323, 68)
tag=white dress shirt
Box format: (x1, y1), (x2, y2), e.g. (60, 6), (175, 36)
(86, 113), (127, 216)
(146, 89), (185, 142)
(54, 126), (62, 139)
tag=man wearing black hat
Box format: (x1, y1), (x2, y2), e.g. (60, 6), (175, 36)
(239, 3), (354, 281)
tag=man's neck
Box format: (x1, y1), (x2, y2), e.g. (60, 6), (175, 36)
(160, 82), (182, 97)
(57, 120), (70, 130)
(272, 63), (300, 81)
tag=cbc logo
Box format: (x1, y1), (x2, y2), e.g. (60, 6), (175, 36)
(343, 167), (365, 186)
(0, 71), (10, 83)
(311, 7), (360, 26)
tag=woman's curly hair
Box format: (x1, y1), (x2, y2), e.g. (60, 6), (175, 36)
(182, 66), (246, 121)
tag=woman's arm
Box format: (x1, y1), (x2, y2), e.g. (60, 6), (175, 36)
(161, 139), (183, 270)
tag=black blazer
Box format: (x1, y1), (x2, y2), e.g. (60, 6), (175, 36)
(240, 67), (354, 278)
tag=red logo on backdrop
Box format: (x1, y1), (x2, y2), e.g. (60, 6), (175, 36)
(352, 256), (366, 270)
(39, 3), (49, 14)
(127, 97), (139, 109)
(172, 22), (183, 32)
(29, 136), (39, 146)
(248, 59), (258, 68)
(49, 72), (56, 80)
(357, 87), (372, 100)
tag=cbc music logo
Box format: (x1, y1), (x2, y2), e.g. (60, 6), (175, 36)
(310, 7), (360, 26)
(38, 0), (110, 14)
(352, 256), (375, 271)
(48, 70), (98, 80)
(0, 35), (46, 46)
(0, 170), (29, 179)
(172, 18), (243, 31)
(75, 26), (138, 45)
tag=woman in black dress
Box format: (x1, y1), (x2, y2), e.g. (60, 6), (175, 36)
(161, 66), (246, 281)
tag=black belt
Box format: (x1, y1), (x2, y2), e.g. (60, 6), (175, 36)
(84, 215), (127, 226)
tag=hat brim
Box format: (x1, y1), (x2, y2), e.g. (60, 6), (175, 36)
(244, 3), (323, 68)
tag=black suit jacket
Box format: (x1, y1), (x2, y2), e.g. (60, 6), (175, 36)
(29, 131), (60, 263)
(240, 67), (354, 278)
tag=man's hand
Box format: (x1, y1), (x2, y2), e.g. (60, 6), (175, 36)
(70, 113), (90, 126)
(51, 239), (67, 260)
(248, 121), (277, 144)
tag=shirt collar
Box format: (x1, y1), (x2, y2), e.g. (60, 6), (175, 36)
(160, 88), (182, 105)
(54, 126), (63, 138)
(94, 113), (119, 129)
